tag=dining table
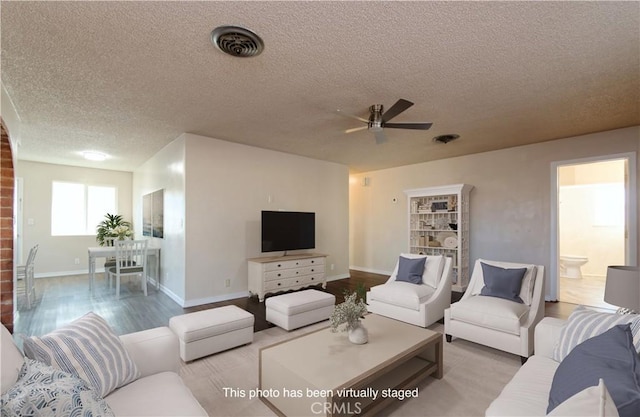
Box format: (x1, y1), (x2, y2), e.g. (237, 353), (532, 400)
(87, 246), (161, 295)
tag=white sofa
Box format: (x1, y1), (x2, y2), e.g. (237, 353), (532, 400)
(367, 254), (452, 328)
(1, 325), (207, 416)
(485, 316), (565, 416)
(485, 314), (631, 417)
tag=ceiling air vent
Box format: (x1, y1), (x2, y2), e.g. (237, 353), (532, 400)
(210, 26), (264, 58)
(433, 134), (460, 144)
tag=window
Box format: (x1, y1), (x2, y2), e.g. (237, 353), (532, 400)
(51, 181), (117, 236)
(593, 183), (625, 227)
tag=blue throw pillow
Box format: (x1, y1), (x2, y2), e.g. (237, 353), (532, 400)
(396, 256), (426, 285)
(547, 324), (640, 417)
(479, 262), (526, 303)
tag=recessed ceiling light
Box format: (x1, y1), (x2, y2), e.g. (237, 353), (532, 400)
(82, 151), (108, 161)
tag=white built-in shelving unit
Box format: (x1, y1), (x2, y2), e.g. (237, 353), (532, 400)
(405, 184), (473, 292)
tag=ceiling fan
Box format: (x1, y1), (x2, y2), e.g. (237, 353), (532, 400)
(337, 99), (432, 144)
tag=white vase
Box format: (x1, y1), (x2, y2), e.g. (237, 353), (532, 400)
(348, 322), (368, 344)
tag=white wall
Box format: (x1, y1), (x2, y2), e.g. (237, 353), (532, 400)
(132, 136), (186, 302)
(16, 161), (132, 276)
(134, 133), (350, 307)
(349, 126), (640, 298)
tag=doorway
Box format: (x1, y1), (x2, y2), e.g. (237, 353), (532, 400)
(550, 153), (637, 307)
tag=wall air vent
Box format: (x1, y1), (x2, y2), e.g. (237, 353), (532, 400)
(210, 26), (264, 58)
(433, 134), (460, 144)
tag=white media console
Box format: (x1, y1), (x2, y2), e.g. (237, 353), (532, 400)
(247, 253), (327, 302)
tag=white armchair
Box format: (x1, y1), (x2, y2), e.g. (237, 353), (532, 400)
(444, 259), (545, 363)
(366, 254), (453, 328)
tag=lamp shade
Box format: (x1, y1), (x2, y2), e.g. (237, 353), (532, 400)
(604, 266), (640, 311)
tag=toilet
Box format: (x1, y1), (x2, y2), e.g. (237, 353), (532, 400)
(559, 255), (588, 279)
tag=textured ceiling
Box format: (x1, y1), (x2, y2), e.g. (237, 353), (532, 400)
(1, 1), (639, 173)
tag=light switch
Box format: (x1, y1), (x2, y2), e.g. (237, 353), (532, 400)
(27, 218), (34, 226)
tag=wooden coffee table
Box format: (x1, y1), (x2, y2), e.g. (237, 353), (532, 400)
(259, 314), (443, 416)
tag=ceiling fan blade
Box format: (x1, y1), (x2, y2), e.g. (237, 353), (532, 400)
(336, 109), (368, 123)
(381, 99), (414, 122)
(374, 130), (387, 145)
(345, 126), (368, 134)
(384, 122), (433, 130)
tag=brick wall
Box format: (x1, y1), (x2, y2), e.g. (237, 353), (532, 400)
(0, 122), (14, 332)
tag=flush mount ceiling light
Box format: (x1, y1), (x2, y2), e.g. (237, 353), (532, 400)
(82, 151), (108, 161)
(433, 134), (460, 144)
(210, 25), (264, 57)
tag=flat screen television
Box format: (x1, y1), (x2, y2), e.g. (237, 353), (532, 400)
(261, 211), (315, 253)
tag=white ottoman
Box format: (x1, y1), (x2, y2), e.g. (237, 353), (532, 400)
(169, 305), (254, 362)
(266, 289), (335, 331)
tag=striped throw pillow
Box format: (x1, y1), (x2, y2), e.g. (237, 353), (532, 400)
(21, 312), (139, 398)
(553, 305), (640, 362)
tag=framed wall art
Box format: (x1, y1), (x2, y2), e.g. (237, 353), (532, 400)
(142, 189), (164, 238)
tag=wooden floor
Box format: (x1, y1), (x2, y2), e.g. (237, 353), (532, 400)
(14, 270), (587, 340)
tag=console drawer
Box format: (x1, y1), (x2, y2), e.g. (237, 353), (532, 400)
(264, 257), (325, 272)
(265, 265), (325, 281)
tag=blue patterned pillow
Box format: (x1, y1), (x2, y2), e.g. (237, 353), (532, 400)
(1, 359), (114, 417)
(21, 312), (139, 398)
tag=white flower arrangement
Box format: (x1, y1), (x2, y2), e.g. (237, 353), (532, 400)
(96, 214), (133, 246)
(110, 225), (133, 240)
(329, 292), (367, 332)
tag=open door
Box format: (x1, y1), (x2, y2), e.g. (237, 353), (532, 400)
(550, 153), (637, 304)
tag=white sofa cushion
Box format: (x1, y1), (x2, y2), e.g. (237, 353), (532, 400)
(387, 253), (444, 288)
(485, 355), (559, 416)
(470, 259), (537, 305)
(105, 371), (207, 416)
(369, 281), (435, 311)
(449, 295), (529, 335)
(548, 379), (619, 417)
(553, 306), (640, 362)
(1, 325), (24, 395)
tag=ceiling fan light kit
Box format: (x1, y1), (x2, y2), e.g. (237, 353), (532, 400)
(339, 99), (433, 144)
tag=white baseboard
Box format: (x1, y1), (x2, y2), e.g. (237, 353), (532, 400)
(349, 266), (393, 276)
(326, 273), (349, 282)
(145, 278), (183, 306)
(35, 270), (95, 278)
(148, 278), (251, 308)
(34, 272), (345, 307)
(181, 291), (251, 308)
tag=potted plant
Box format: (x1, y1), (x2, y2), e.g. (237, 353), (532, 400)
(330, 292), (368, 344)
(96, 214), (133, 246)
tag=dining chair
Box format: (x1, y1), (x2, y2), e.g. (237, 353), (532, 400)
(16, 244), (39, 309)
(103, 237), (117, 285)
(107, 239), (148, 299)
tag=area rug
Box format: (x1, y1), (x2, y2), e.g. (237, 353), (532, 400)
(179, 321), (520, 416)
